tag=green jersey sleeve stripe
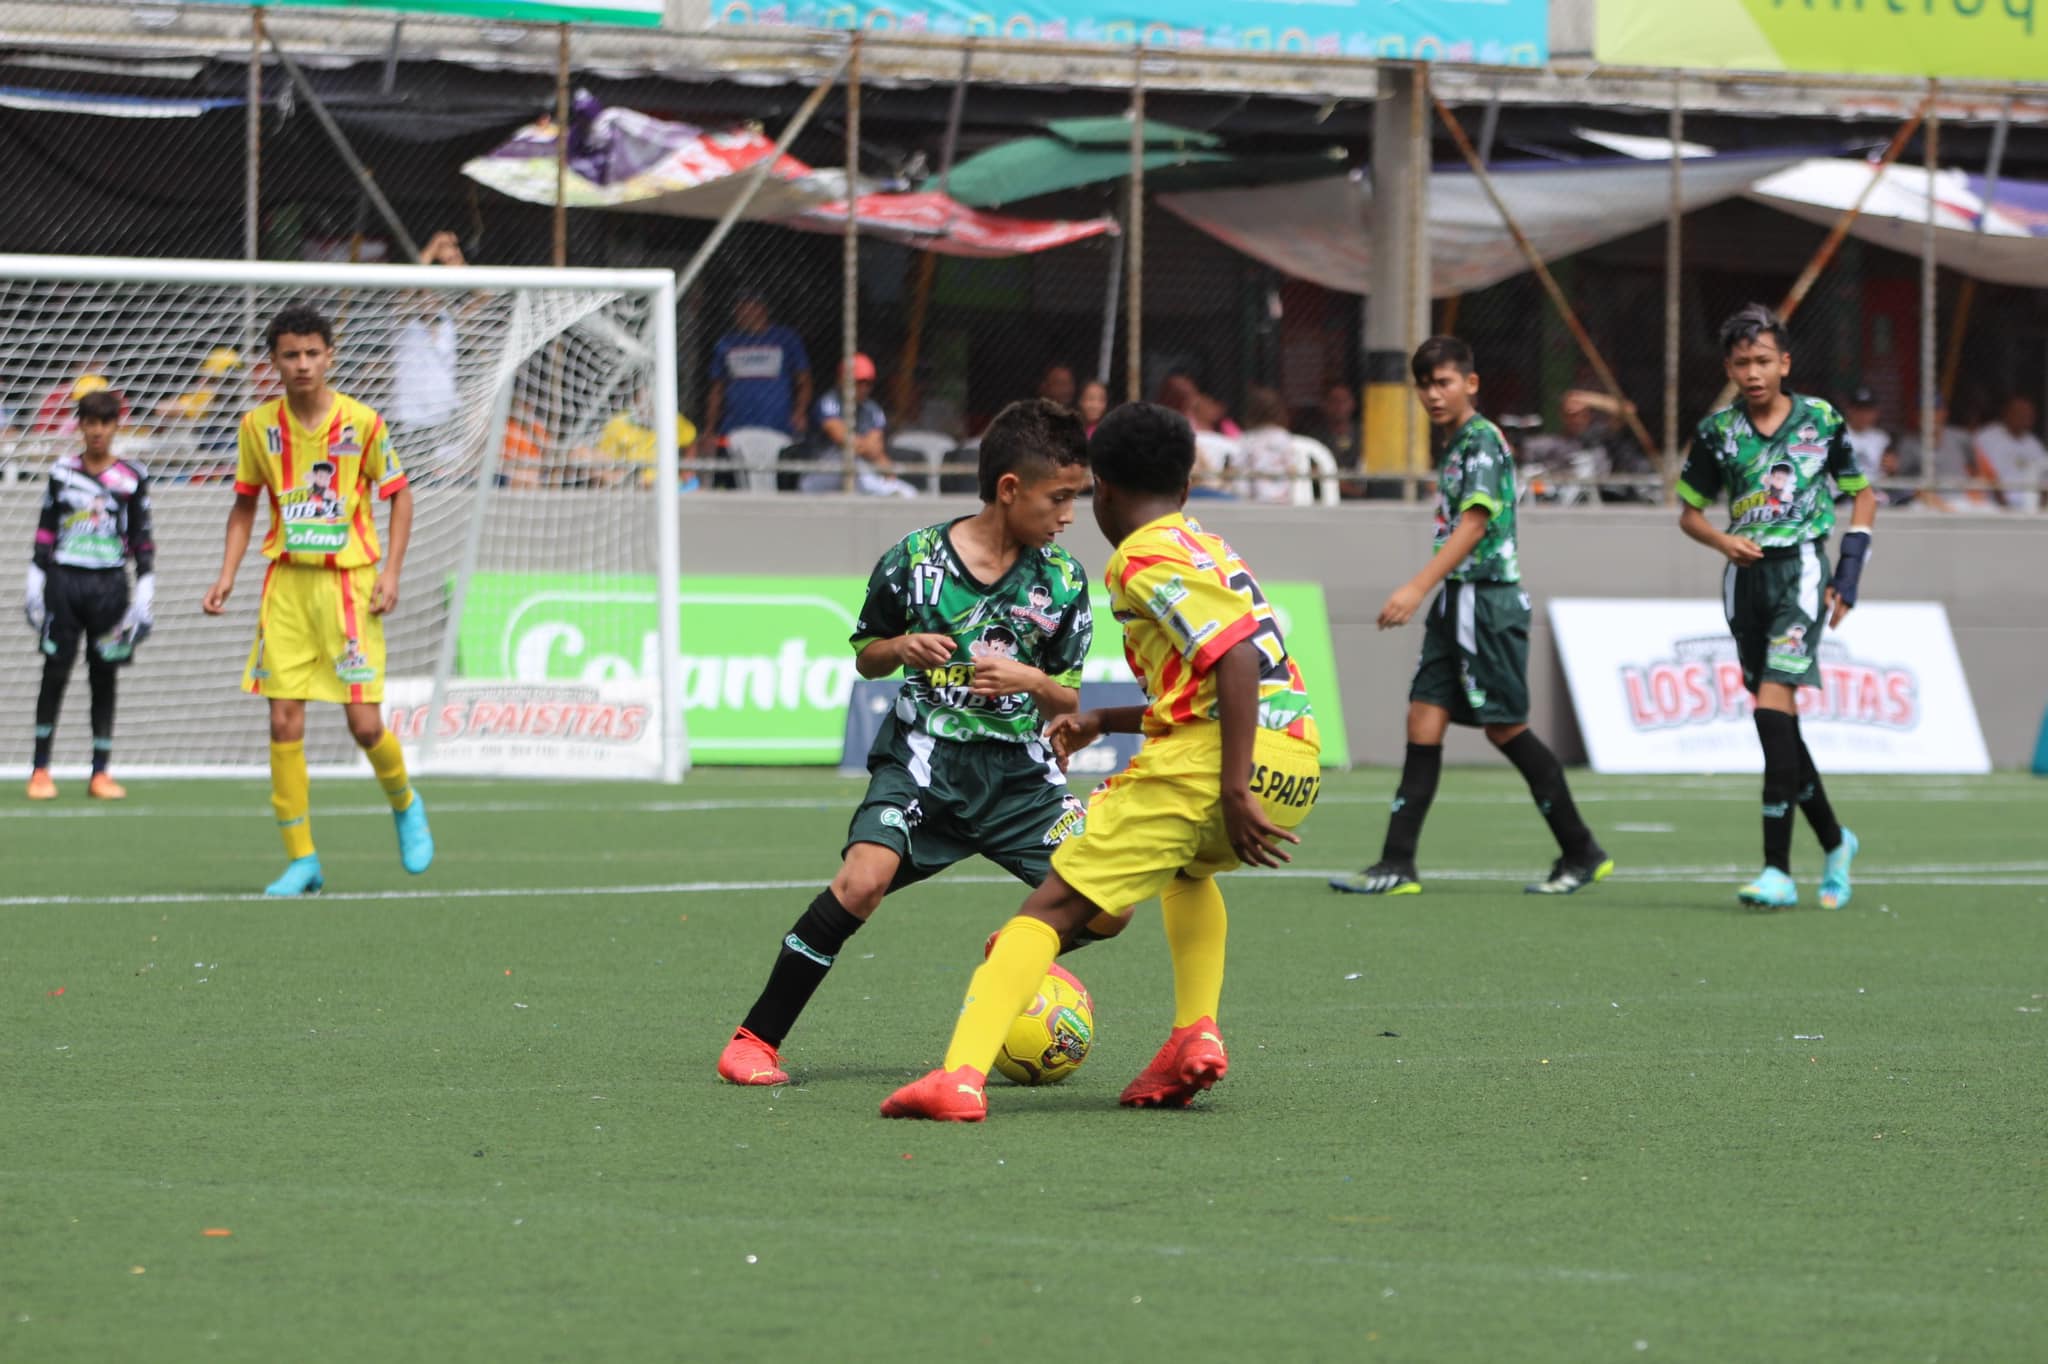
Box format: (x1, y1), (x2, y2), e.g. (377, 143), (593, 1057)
(1835, 473), (1871, 493)
(1457, 490), (1502, 516)
(1675, 480), (1712, 510)
(1049, 669), (1083, 689)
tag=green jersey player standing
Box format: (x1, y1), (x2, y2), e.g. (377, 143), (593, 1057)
(718, 398), (1113, 1086)
(1678, 304), (1876, 911)
(1333, 336), (1610, 899)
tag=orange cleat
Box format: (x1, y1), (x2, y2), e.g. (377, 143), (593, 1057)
(716, 1027), (789, 1086)
(88, 772), (126, 800)
(26, 768), (57, 801)
(1119, 1016), (1229, 1109)
(880, 1066), (988, 1122)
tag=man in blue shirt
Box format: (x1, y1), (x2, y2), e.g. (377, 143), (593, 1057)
(700, 293), (811, 470)
(799, 354), (918, 497)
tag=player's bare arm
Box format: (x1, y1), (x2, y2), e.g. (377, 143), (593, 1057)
(1215, 639), (1299, 868)
(371, 483), (414, 616)
(1677, 502), (1764, 565)
(968, 655), (1076, 716)
(855, 631), (954, 679)
(1380, 505), (1490, 629)
(202, 490), (259, 614)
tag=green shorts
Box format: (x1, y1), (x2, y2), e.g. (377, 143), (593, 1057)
(1724, 542), (1829, 693)
(1410, 580), (1531, 727)
(846, 714), (1085, 893)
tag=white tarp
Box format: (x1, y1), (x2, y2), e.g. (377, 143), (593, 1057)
(1156, 152), (1804, 297)
(1549, 599), (1991, 775)
(1747, 160), (2048, 289)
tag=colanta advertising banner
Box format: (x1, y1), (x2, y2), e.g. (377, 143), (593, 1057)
(456, 572), (1350, 766)
(1550, 599), (1990, 775)
(714, 0), (1549, 64)
(1597, 0), (2044, 81)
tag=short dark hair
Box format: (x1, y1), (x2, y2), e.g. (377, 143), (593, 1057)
(266, 304), (335, 353)
(1720, 303), (1789, 356)
(1411, 336), (1475, 384)
(75, 389), (121, 423)
(310, 460), (336, 475)
(977, 398), (1089, 502)
(1088, 401), (1195, 496)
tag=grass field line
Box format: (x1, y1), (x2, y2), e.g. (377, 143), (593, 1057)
(8, 861), (2048, 908)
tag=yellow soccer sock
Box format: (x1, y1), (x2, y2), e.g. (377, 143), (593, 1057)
(942, 916), (1061, 1075)
(1161, 874), (1228, 1028)
(269, 740), (315, 861)
(363, 730), (415, 812)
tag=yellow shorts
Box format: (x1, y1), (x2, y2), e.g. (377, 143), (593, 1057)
(1051, 722), (1321, 913)
(243, 561), (387, 705)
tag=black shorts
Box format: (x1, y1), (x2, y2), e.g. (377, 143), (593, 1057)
(846, 714), (1084, 894)
(1409, 580), (1531, 727)
(1723, 542), (1830, 693)
(41, 567), (130, 666)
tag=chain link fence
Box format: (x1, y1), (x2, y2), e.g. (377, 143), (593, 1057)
(2, 3), (2044, 511)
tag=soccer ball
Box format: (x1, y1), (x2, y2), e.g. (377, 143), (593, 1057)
(993, 970), (1095, 1086)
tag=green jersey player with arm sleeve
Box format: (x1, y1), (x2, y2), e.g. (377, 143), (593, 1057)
(716, 398), (1115, 1086)
(1677, 304), (1876, 911)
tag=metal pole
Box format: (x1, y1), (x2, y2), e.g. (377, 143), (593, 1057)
(245, 9), (262, 264)
(936, 42), (973, 197)
(266, 28), (419, 262)
(1663, 76), (1683, 502)
(653, 271), (687, 783)
(1433, 93), (1659, 461)
(1920, 84), (1939, 500)
(1125, 52), (1145, 405)
(347, 19), (404, 260)
(1096, 215), (1123, 387)
(553, 24), (570, 269)
(1405, 65), (1427, 499)
(841, 36), (861, 493)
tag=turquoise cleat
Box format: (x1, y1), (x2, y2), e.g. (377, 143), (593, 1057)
(1737, 866), (1799, 910)
(1819, 827), (1858, 910)
(394, 795), (434, 875)
(264, 855), (324, 897)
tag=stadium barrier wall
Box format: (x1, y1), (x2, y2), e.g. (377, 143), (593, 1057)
(10, 488), (2037, 772)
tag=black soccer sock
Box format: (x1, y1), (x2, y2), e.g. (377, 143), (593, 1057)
(33, 650), (75, 769)
(738, 889), (866, 1048)
(87, 657), (117, 773)
(1497, 730), (1596, 860)
(1755, 709), (1801, 874)
(1793, 724), (1843, 854)
(1379, 742), (1443, 865)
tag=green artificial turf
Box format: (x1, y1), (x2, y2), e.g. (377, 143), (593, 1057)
(3, 768), (2045, 1363)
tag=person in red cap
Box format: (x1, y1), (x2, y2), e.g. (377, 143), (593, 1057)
(799, 353), (917, 497)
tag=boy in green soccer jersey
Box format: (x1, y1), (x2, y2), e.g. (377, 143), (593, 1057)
(1333, 336), (1611, 898)
(1678, 304), (1875, 910)
(717, 399), (1106, 1086)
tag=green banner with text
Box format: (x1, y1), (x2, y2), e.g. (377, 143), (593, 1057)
(456, 572), (1349, 766)
(1597, 0), (2043, 80)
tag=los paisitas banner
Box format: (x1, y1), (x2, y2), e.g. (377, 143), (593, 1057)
(1549, 599), (1990, 775)
(455, 572), (1350, 766)
(714, 0), (1550, 64)
(1597, 0), (2043, 81)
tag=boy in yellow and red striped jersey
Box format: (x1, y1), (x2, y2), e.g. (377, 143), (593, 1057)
(201, 304), (434, 896)
(883, 401), (1321, 1122)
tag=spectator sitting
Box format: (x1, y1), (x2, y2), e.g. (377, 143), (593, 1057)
(1972, 395), (2048, 511)
(389, 230), (474, 476)
(1077, 379), (1109, 436)
(699, 290), (811, 485)
(593, 388), (699, 491)
(1037, 362), (1076, 409)
(1191, 392), (1242, 438)
(799, 353), (917, 497)
(154, 346), (245, 453)
(1887, 399), (1970, 510)
(1298, 381), (1360, 472)
(1842, 386), (1891, 484)
(501, 399), (549, 489)
(1238, 386), (1297, 505)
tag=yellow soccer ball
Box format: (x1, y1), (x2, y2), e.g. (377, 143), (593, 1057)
(993, 970), (1095, 1086)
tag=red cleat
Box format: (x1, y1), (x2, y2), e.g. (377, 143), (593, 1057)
(1119, 1016), (1228, 1109)
(880, 1066), (988, 1122)
(716, 1027), (789, 1086)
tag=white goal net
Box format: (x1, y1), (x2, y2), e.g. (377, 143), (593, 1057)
(0, 256), (685, 782)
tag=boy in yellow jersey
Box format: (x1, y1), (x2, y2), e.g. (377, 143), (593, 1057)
(882, 401), (1321, 1122)
(201, 305), (434, 895)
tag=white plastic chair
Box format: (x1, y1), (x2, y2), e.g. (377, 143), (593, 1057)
(1290, 435), (1343, 507)
(723, 426), (788, 494)
(1194, 432), (1242, 496)
(888, 429), (958, 494)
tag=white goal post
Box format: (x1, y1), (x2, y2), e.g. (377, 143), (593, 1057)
(0, 255), (687, 783)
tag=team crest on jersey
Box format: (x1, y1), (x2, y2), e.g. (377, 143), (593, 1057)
(335, 638), (376, 683)
(332, 425), (361, 457)
(1010, 583), (1061, 633)
(1041, 794), (1087, 847)
(1788, 423), (1826, 457)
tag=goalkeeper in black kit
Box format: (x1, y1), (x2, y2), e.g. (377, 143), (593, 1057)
(24, 387), (156, 800)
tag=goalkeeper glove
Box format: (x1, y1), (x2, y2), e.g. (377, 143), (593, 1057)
(24, 563), (45, 633)
(99, 573), (155, 663)
(1831, 529), (1872, 608)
